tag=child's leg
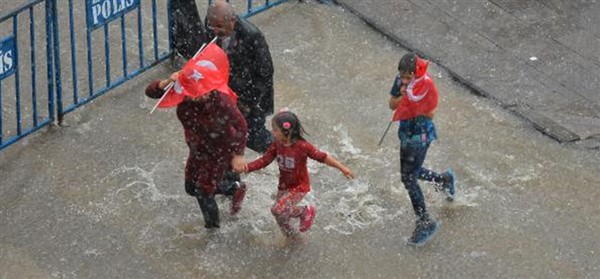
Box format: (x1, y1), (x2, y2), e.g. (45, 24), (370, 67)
(216, 170), (246, 214)
(418, 169), (445, 183)
(401, 145), (441, 244)
(185, 181), (220, 228)
(196, 193), (220, 229)
(271, 191), (306, 236)
(409, 145), (453, 193)
(400, 145), (431, 222)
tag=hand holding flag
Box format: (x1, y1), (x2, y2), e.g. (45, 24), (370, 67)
(150, 37), (236, 113)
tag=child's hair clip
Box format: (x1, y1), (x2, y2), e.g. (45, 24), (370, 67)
(282, 122), (291, 129)
(278, 107), (290, 113)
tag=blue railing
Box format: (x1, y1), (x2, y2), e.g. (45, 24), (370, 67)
(1, 0), (294, 151)
(213, 0), (291, 18)
(0, 0), (54, 149)
(57, 0), (172, 120)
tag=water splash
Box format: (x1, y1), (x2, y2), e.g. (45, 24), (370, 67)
(323, 179), (387, 235)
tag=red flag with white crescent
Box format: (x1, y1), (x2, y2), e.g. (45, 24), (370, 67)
(392, 56), (439, 121)
(158, 42), (236, 108)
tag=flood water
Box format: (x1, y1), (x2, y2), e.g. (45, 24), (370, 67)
(1, 2), (599, 279)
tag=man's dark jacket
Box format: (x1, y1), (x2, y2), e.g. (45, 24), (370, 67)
(170, 0), (207, 59)
(207, 16), (274, 117)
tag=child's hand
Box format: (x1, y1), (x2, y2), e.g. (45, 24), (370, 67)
(169, 71), (180, 82)
(399, 84), (407, 96)
(231, 155), (247, 173)
(341, 167), (355, 179)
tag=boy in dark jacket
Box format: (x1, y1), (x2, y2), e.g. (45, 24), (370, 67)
(388, 53), (456, 246)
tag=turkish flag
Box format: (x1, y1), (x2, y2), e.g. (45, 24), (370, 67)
(158, 42), (236, 108)
(392, 56), (439, 121)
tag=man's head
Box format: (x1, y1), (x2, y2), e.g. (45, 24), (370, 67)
(207, 0), (236, 38)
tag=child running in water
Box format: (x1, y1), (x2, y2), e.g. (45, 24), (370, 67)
(388, 53), (456, 246)
(236, 110), (355, 237)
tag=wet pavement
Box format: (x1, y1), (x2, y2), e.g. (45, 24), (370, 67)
(334, 0), (600, 148)
(2, 1), (600, 279)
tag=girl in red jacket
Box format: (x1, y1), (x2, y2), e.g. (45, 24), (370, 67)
(236, 110), (354, 238)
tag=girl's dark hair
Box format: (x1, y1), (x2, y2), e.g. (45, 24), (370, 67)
(398, 53), (417, 74)
(272, 110), (307, 142)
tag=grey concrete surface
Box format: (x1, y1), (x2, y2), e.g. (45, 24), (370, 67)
(334, 0), (600, 147)
(2, 1), (600, 279)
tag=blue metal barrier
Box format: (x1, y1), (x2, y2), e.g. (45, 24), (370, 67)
(0, 0), (55, 150)
(214, 0), (292, 18)
(1, 0), (292, 151)
(56, 0), (173, 121)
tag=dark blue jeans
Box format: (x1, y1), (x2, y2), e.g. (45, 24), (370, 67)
(245, 115), (273, 153)
(400, 144), (445, 222)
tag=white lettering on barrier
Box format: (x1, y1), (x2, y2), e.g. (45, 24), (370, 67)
(0, 50), (14, 75)
(101, 0), (111, 19)
(91, 0), (138, 26)
(92, 5), (102, 25)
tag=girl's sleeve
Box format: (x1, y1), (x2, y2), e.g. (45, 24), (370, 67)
(304, 141), (328, 163)
(246, 143), (277, 172)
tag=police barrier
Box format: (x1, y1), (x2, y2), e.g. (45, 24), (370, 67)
(1, 0), (292, 150)
(0, 0), (54, 150)
(56, 0), (172, 121)
(0, 36), (17, 80)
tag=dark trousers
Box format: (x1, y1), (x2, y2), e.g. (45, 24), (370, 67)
(245, 114), (273, 153)
(400, 144), (445, 222)
(169, 0), (206, 59)
(185, 171), (241, 228)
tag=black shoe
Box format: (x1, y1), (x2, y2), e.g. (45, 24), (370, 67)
(407, 219), (440, 246)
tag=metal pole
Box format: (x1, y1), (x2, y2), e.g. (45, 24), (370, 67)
(377, 120), (393, 146)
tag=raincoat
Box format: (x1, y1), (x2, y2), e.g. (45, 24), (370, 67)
(145, 84), (247, 194)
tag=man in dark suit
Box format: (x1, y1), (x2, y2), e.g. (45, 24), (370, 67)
(170, 0), (207, 59)
(206, 0), (275, 153)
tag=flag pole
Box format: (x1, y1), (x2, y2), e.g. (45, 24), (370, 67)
(377, 119), (393, 146)
(149, 37), (219, 114)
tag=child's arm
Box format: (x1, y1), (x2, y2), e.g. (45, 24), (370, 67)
(388, 84), (406, 110)
(243, 143), (277, 173)
(304, 141), (355, 179)
(324, 156), (355, 179)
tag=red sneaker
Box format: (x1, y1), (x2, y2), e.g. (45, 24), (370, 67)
(231, 182), (246, 215)
(299, 205), (316, 232)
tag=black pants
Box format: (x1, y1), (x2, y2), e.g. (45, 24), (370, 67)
(245, 114), (273, 153)
(400, 144), (446, 222)
(185, 171), (241, 228)
(169, 0), (206, 59)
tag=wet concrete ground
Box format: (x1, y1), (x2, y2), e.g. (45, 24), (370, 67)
(335, 0), (600, 147)
(2, 1), (600, 278)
